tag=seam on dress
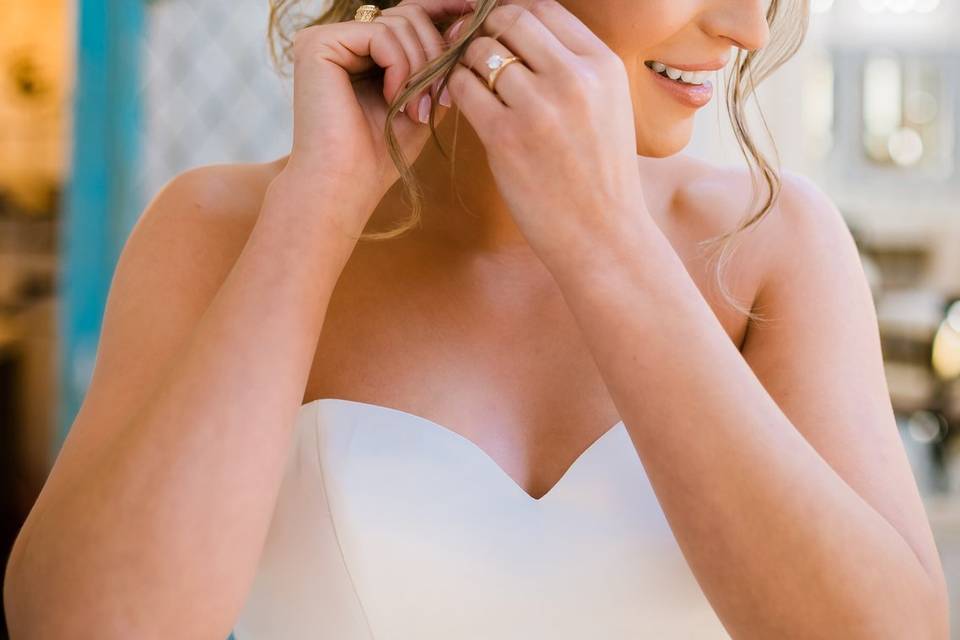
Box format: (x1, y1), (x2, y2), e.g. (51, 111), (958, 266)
(313, 401), (377, 640)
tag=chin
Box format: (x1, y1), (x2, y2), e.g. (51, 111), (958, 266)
(635, 116), (695, 158)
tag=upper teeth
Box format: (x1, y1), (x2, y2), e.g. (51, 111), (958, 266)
(649, 61), (710, 85)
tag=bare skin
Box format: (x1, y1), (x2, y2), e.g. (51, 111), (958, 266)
(4, 0), (948, 637)
(296, 131), (766, 503)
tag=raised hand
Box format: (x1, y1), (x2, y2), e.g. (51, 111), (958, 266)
(284, 0), (473, 203)
(443, 0), (644, 266)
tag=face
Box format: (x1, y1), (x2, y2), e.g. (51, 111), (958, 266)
(559, 0), (772, 157)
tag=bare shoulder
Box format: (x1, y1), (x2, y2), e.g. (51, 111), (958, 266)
(663, 154), (852, 294)
(668, 153), (841, 233)
(84, 157), (289, 424)
(744, 167), (858, 296)
(124, 156), (289, 288)
(114, 154), (290, 322)
(137, 156), (288, 238)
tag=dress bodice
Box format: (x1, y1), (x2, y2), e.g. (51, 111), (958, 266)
(231, 398), (730, 639)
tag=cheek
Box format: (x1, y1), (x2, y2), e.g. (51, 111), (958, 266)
(557, 0), (703, 156)
(565, 0), (691, 53)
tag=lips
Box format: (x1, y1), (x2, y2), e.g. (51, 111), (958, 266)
(644, 62), (715, 109)
(644, 60), (711, 86)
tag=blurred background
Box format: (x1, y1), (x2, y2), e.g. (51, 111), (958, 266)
(0, 0), (958, 637)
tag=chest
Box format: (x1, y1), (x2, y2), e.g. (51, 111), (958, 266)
(302, 239), (752, 500)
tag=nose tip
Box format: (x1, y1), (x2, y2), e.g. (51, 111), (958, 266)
(743, 14), (771, 52)
(706, 1), (772, 54)
(729, 28), (769, 53)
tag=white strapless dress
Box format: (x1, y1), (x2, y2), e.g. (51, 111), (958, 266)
(230, 398), (730, 639)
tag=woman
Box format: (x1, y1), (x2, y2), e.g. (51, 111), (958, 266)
(4, 0), (949, 638)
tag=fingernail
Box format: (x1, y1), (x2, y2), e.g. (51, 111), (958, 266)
(399, 102), (406, 113)
(439, 86), (451, 107)
(446, 17), (466, 41)
(418, 94), (432, 124)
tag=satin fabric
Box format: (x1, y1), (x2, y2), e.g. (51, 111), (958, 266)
(232, 398), (730, 639)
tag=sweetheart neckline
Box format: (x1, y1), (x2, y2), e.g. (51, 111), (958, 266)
(300, 397), (627, 503)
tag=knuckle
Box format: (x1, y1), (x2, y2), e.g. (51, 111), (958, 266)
(526, 105), (561, 139)
(487, 4), (529, 32)
(529, 0), (571, 27)
(464, 36), (498, 66)
(550, 65), (597, 112)
(400, 19), (419, 43)
(598, 52), (627, 77)
(407, 3), (430, 22)
(581, 66), (606, 92)
(291, 26), (336, 66)
(572, 62), (604, 92)
(553, 61), (584, 89)
(491, 3), (527, 21)
(290, 26), (316, 56)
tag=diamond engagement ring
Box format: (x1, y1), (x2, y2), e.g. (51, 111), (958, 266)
(485, 53), (522, 94)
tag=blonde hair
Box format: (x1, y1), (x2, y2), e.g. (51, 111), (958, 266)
(268, 0), (810, 322)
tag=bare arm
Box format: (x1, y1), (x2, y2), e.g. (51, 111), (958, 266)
(3, 164), (377, 639)
(542, 173), (949, 639)
(5, 0), (469, 633)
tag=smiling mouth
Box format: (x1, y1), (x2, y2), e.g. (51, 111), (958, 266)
(643, 60), (712, 86)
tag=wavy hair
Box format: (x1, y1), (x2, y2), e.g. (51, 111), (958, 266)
(267, 0), (810, 322)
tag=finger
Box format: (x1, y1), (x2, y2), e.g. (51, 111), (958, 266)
(404, 3), (460, 107)
(495, 0), (605, 57)
(386, 3), (450, 68)
(474, 3), (576, 74)
(374, 14), (430, 123)
(459, 36), (534, 108)
(291, 21), (413, 135)
(296, 21), (410, 86)
(396, 0), (475, 28)
(383, 3), (456, 116)
(364, 22), (415, 115)
(446, 58), (506, 140)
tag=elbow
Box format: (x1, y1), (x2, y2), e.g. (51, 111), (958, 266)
(5, 528), (234, 640)
(4, 526), (86, 639)
(4, 529), (41, 639)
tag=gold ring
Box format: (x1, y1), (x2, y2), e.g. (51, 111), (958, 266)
(486, 54), (522, 93)
(354, 4), (382, 22)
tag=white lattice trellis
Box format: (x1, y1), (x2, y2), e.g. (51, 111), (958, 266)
(138, 0), (294, 202)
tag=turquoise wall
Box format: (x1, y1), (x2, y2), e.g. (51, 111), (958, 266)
(59, 0), (144, 450)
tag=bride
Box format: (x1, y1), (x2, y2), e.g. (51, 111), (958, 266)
(4, 0), (949, 638)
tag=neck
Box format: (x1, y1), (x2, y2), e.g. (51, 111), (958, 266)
(367, 110), (672, 260)
(369, 110), (538, 259)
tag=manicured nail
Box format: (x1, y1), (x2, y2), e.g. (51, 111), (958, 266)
(399, 102), (406, 113)
(446, 17), (466, 41)
(439, 86), (451, 107)
(418, 94), (432, 124)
